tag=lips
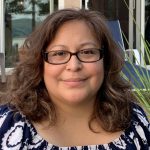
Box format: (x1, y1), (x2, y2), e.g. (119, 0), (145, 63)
(62, 78), (87, 87)
(63, 78), (86, 82)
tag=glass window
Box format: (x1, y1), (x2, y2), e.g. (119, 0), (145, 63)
(5, 0), (58, 67)
(87, 0), (129, 49)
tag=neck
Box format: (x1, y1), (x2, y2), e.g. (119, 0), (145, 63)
(54, 99), (95, 125)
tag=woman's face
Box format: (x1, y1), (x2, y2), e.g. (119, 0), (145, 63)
(43, 20), (104, 107)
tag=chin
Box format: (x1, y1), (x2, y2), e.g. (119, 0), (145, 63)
(61, 93), (93, 105)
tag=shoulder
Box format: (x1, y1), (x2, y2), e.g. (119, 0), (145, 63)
(0, 104), (37, 149)
(0, 104), (26, 128)
(131, 103), (149, 127)
(125, 103), (150, 148)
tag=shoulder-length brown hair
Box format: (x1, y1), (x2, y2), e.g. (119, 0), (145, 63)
(4, 8), (136, 132)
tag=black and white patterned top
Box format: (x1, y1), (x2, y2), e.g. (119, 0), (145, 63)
(0, 103), (150, 150)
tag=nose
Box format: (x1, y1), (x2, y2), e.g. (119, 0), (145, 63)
(66, 54), (82, 71)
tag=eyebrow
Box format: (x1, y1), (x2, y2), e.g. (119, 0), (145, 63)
(79, 42), (98, 48)
(48, 45), (66, 50)
(48, 42), (99, 51)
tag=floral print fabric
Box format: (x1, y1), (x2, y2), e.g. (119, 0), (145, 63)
(0, 103), (150, 150)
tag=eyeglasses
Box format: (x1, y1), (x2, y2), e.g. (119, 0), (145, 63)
(43, 48), (104, 65)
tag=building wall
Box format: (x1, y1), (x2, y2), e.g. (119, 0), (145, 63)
(64, 0), (81, 8)
(1, 0), (149, 69)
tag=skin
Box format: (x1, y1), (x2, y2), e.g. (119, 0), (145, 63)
(33, 20), (122, 147)
(44, 20), (104, 109)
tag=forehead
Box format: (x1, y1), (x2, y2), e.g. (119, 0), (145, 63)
(57, 20), (93, 32)
(53, 20), (98, 41)
(46, 20), (100, 50)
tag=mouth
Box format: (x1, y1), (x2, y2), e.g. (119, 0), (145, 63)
(64, 78), (86, 82)
(62, 78), (87, 87)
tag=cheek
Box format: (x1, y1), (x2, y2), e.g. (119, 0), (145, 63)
(43, 63), (64, 87)
(44, 63), (63, 78)
(92, 61), (104, 77)
(91, 62), (104, 87)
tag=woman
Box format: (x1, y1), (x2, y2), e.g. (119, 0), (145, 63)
(0, 9), (149, 149)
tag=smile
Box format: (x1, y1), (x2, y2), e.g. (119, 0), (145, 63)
(62, 78), (87, 87)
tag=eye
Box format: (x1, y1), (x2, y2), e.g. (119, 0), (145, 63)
(80, 49), (98, 55)
(50, 50), (68, 57)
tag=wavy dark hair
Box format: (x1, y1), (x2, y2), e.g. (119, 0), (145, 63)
(3, 8), (136, 132)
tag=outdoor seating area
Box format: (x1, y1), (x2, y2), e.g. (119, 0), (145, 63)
(107, 20), (150, 89)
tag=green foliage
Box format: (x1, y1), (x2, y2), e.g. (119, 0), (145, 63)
(134, 90), (150, 118)
(122, 32), (150, 116)
(122, 0), (150, 116)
